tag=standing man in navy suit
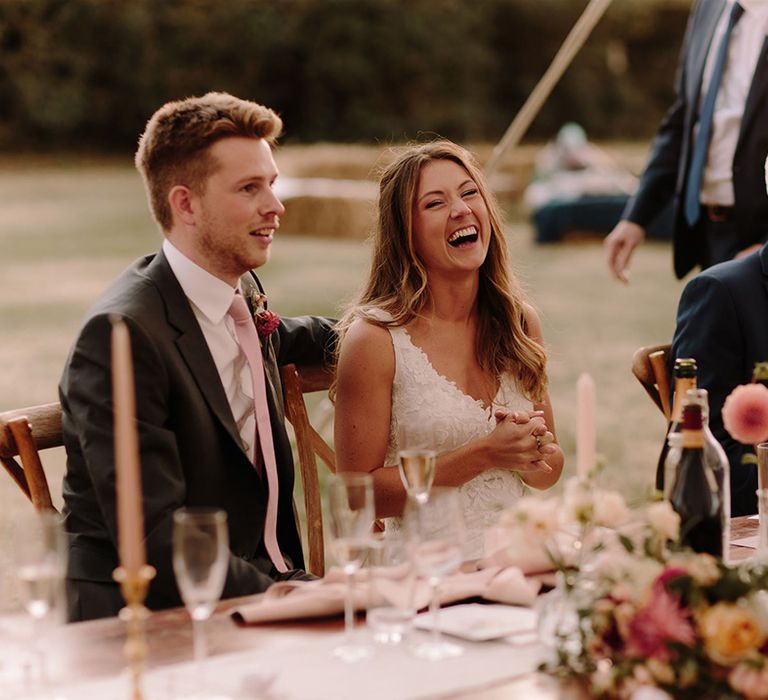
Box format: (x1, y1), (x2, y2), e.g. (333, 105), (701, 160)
(60, 93), (335, 621)
(605, 0), (768, 282)
(669, 155), (768, 517)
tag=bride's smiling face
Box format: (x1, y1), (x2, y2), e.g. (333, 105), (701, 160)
(411, 159), (490, 275)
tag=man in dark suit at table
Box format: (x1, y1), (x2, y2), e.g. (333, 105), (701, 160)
(669, 155), (768, 517)
(605, 0), (768, 283)
(60, 92), (335, 621)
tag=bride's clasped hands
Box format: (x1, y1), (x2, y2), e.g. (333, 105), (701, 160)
(487, 409), (558, 478)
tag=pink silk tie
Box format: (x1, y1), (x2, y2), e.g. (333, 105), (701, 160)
(227, 292), (288, 573)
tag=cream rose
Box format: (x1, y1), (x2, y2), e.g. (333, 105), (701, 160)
(498, 495), (560, 544)
(729, 662), (768, 700)
(645, 501), (680, 542)
(563, 477), (594, 524)
(666, 552), (720, 586)
(593, 490), (630, 528)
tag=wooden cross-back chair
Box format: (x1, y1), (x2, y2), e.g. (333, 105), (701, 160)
(280, 363), (336, 577)
(631, 343), (672, 421)
(0, 364), (335, 575)
(0, 402), (61, 512)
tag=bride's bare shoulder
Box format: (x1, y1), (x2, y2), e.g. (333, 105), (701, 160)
(338, 318), (394, 375)
(343, 317), (392, 348)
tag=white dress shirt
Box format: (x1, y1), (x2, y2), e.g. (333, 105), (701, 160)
(699, 0), (768, 205)
(163, 239), (257, 462)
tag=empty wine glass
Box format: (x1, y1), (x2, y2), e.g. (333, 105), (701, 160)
(366, 530), (415, 645)
(326, 472), (375, 662)
(13, 510), (67, 699)
(405, 486), (466, 660)
(172, 507), (230, 700)
(397, 423), (436, 505)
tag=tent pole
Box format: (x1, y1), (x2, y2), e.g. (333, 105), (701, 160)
(484, 0), (614, 178)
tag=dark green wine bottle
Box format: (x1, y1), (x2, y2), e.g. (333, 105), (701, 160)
(669, 401), (723, 557)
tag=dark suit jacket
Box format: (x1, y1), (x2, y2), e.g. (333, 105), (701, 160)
(623, 0), (768, 279)
(59, 251), (335, 620)
(671, 244), (768, 516)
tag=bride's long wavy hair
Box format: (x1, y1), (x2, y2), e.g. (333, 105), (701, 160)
(336, 140), (547, 403)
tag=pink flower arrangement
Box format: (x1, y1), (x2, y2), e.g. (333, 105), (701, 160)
(541, 536), (768, 698)
(722, 383), (768, 445)
(504, 473), (768, 698)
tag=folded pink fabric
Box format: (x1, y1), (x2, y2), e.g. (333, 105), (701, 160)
(481, 527), (579, 574)
(231, 566), (540, 625)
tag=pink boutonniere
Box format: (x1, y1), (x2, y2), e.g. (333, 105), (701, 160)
(250, 291), (281, 338)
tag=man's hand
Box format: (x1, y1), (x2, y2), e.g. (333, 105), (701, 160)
(734, 243), (763, 260)
(604, 220), (647, 284)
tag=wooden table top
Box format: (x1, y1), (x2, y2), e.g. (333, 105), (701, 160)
(726, 514), (758, 561)
(0, 516), (758, 700)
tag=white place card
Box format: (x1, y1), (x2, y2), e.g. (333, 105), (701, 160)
(414, 603), (537, 642)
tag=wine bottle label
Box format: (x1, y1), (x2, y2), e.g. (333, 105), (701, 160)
(682, 431), (705, 448)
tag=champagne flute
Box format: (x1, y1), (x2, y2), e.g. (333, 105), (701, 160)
(172, 508), (230, 700)
(13, 510), (67, 699)
(326, 472), (375, 662)
(397, 423), (436, 505)
(405, 487), (466, 660)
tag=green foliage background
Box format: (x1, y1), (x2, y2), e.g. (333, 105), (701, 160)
(0, 0), (691, 149)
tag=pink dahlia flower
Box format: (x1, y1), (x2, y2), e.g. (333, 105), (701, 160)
(722, 383), (768, 444)
(255, 310), (281, 338)
(625, 589), (696, 662)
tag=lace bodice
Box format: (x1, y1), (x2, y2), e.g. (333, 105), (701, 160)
(380, 319), (530, 559)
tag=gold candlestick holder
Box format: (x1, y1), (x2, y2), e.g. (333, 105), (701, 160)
(113, 564), (156, 700)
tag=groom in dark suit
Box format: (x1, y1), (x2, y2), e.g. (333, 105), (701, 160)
(670, 157), (768, 516)
(60, 92), (335, 621)
(605, 0), (768, 282)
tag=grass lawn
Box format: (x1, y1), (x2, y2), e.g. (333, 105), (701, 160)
(0, 152), (689, 585)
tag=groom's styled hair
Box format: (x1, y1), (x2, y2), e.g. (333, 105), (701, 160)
(135, 92), (283, 232)
(337, 139), (548, 403)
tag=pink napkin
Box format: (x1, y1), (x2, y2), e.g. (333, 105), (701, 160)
(480, 527), (579, 574)
(231, 566), (540, 625)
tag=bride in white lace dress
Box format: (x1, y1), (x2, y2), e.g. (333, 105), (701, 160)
(334, 141), (564, 559)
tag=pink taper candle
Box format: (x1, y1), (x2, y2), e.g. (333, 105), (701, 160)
(111, 315), (146, 576)
(576, 373), (596, 477)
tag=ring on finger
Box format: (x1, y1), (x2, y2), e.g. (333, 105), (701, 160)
(535, 435), (542, 450)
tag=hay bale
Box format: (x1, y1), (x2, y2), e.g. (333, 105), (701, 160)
(281, 195), (375, 240)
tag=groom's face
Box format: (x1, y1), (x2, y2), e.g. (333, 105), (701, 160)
(191, 136), (285, 284)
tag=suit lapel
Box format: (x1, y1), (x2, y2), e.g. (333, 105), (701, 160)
(739, 38), (768, 144)
(760, 245), (768, 299)
(239, 271), (286, 418)
(146, 251), (245, 452)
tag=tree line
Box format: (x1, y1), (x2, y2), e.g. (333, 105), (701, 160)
(0, 0), (690, 151)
